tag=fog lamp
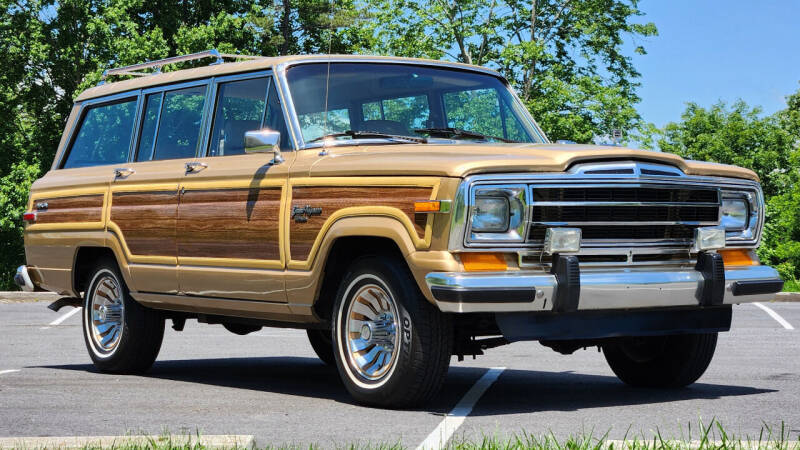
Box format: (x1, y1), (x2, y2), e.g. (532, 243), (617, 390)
(693, 227), (726, 252)
(543, 228), (582, 254)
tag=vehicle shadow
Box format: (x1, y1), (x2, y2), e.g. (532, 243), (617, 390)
(37, 357), (774, 415)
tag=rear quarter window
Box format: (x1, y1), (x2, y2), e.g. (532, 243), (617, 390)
(61, 98), (137, 169)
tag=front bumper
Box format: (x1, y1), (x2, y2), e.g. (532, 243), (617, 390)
(425, 261), (783, 313)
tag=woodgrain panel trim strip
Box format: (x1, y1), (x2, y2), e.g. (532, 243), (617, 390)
(287, 177), (441, 269)
(110, 190), (178, 258)
(32, 194), (104, 224)
(177, 187), (281, 262)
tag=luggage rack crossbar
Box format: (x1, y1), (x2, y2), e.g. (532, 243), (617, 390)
(99, 49), (265, 84)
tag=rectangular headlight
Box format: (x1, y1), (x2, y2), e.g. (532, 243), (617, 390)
(721, 197), (749, 231)
(471, 196), (509, 232)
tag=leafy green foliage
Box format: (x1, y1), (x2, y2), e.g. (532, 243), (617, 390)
(646, 93), (800, 285)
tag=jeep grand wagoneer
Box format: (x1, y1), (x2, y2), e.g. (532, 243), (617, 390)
(16, 50), (783, 407)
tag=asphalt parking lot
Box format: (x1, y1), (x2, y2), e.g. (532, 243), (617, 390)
(1, 300), (798, 448)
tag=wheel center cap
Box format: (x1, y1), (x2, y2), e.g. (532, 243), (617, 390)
(360, 323), (372, 341)
(98, 305), (107, 322)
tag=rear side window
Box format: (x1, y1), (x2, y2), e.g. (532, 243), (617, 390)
(62, 99), (137, 169)
(137, 85), (208, 161)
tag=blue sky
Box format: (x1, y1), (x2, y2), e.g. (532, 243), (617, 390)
(632, 0), (800, 127)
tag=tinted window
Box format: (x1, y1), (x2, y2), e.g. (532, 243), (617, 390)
(136, 92), (162, 161)
(149, 85), (207, 161)
(62, 99), (137, 169)
(208, 77), (269, 157)
(286, 63), (540, 143)
(264, 80), (291, 150)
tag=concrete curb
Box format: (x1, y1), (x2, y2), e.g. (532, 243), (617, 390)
(774, 292), (800, 302)
(0, 291), (60, 303)
(0, 434), (254, 449)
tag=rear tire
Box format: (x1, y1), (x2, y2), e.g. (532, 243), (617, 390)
(602, 333), (718, 388)
(81, 259), (165, 374)
(307, 329), (335, 365)
(332, 256), (452, 408)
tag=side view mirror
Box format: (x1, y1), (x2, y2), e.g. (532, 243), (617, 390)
(245, 129), (284, 165)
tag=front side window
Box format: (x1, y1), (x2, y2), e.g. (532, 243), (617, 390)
(286, 63), (541, 145)
(62, 99), (137, 169)
(138, 85), (208, 161)
(208, 77), (269, 157)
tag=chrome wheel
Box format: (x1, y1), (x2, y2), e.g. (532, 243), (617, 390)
(87, 272), (124, 355)
(344, 282), (400, 382)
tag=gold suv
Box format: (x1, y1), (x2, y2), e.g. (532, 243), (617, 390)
(16, 50), (783, 407)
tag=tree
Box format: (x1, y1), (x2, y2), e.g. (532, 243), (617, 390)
(360, 0), (657, 142)
(647, 95), (800, 285)
(0, 0), (366, 288)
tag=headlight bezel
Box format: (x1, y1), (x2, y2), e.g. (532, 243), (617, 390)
(720, 189), (761, 244)
(467, 184), (527, 244)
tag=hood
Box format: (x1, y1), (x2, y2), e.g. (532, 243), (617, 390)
(307, 143), (759, 181)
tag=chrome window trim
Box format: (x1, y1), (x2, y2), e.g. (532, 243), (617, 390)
(56, 92), (142, 170)
(448, 166), (764, 252)
(274, 58), (549, 150)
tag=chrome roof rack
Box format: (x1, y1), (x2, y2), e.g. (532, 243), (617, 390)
(99, 49), (265, 84)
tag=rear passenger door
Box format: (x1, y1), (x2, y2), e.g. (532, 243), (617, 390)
(175, 73), (293, 302)
(109, 81), (211, 295)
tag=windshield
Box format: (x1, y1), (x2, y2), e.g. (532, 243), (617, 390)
(285, 62), (544, 145)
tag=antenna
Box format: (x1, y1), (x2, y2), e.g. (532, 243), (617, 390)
(319, 1), (335, 156)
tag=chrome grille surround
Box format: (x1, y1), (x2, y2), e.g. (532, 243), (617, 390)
(449, 161), (764, 263)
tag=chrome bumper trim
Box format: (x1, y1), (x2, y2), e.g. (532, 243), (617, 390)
(14, 265), (34, 292)
(425, 264), (782, 313)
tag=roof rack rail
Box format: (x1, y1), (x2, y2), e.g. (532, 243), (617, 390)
(99, 49), (265, 84)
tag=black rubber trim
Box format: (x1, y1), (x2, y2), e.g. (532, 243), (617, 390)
(696, 252), (725, 306)
(551, 255), (580, 313)
(430, 286), (536, 303)
(496, 306), (732, 342)
(731, 279), (784, 296)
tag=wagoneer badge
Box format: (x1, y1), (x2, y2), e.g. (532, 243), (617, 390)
(291, 205), (323, 223)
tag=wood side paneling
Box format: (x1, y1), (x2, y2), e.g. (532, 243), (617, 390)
(111, 191), (178, 257)
(34, 194), (103, 224)
(290, 186), (433, 261)
(177, 187), (282, 261)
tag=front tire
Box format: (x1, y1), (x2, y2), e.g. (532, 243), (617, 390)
(602, 333), (718, 388)
(332, 256), (452, 408)
(307, 329), (335, 365)
(82, 259), (165, 374)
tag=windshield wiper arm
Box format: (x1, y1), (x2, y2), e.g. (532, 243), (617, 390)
(307, 130), (427, 144)
(414, 127), (517, 143)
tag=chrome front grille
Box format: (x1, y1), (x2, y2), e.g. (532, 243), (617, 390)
(527, 185), (721, 246)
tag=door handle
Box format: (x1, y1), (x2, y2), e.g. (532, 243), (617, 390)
(114, 167), (135, 178)
(185, 162), (208, 173)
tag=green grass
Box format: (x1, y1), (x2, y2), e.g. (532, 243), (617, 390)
(14, 420), (795, 450)
(783, 279), (800, 292)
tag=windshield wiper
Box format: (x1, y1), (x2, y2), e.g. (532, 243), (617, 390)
(414, 127), (517, 143)
(307, 130), (427, 144)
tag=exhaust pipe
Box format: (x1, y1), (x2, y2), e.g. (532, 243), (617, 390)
(14, 265), (34, 292)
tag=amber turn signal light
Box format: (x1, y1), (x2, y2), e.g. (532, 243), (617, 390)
(461, 252), (508, 272)
(719, 248), (758, 266)
(414, 200), (451, 213)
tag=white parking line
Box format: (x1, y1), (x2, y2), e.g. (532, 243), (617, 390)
(753, 302), (795, 330)
(0, 370), (20, 375)
(41, 307), (81, 330)
(416, 367), (505, 450)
